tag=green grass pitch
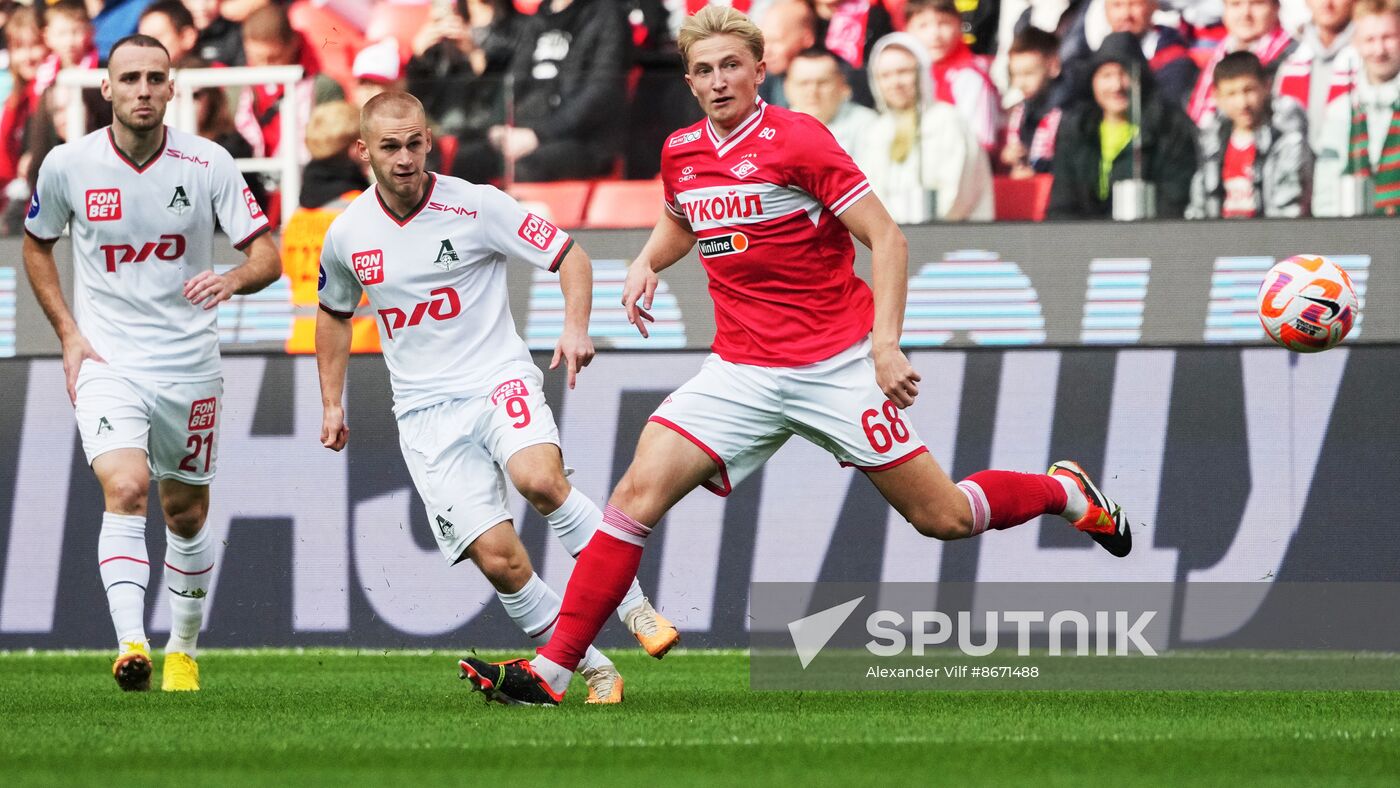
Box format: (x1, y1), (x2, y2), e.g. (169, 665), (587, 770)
(2, 649), (1397, 787)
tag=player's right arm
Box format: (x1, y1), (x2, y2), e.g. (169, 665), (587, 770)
(314, 229), (361, 451)
(622, 208), (695, 338)
(23, 234), (105, 404)
(23, 148), (100, 404)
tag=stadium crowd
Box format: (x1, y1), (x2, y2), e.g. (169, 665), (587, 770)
(0, 0), (1396, 227)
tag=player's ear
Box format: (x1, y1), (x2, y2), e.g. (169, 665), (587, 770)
(100, 77), (112, 102)
(754, 58), (767, 88)
(354, 139), (369, 163)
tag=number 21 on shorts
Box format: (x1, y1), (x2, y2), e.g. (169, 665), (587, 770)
(861, 401), (910, 453)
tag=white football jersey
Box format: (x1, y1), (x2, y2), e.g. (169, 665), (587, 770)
(25, 126), (270, 381)
(319, 173), (573, 416)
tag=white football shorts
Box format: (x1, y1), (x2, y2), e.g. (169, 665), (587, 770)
(73, 361), (223, 485)
(396, 365), (561, 563)
(650, 337), (927, 496)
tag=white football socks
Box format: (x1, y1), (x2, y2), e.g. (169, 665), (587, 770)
(497, 573), (612, 692)
(163, 526), (214, 657)
(97, 512), (149, 652)
(1056, 475), (1090, 522)
(544, 488), (647, 622)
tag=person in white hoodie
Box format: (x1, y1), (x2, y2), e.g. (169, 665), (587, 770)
(854, 32), (995, 223)
(1313, 0), (1400, 216)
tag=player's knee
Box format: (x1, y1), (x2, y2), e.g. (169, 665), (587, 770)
(909, 508), (973, 541)
(103, 476), (149, 515)
(164, 503), (207, 539)
(475, 545), (533, 590)
(608, 472), (655, 518)
(514, 469), (571, 515)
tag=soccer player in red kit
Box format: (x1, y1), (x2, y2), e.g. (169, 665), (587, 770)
(460, 6), (1132, 706)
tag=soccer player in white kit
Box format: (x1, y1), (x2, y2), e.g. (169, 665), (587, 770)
(315, 93), (678, 704)
(462, 7), (1135, 706)
(22, 35), (281, 692)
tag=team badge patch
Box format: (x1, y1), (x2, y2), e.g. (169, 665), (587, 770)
(167, 186), (191, 215)
(730, 160), (760, 180)
(26, 192), (39, 219)
(85, 189), (122, 221)
(669, 130), (702, 147)
(698, 232), (749, 258)
(517, 213), (557, 251)
(187, 398), (217, 431)
(434, 239), (460, 271)
(318, 264), (326, 291)
(352, 250), (385, 285)
(243, 187), (264, 219)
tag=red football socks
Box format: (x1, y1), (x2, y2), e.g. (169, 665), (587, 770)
(957, 470), (1068, 535)
(537, 505), (650, 671)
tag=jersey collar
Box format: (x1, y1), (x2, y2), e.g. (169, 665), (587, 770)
(107, 126), (167, 174)
(706, 97), (767, 159)
(375, 172), (436, 227)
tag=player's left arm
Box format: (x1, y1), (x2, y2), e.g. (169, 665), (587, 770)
(552, 242), (595, 390)
(184, 232), (282, 310)
(839, 194), (920, 409)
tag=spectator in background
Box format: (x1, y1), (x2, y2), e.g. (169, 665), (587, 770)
(187, 0), (241, 65)
(1314, 0), (1400, 216)
(90, 0), (153, 61)
(23, 80), (109, 198)
(283, 100), (377, 354)
(138, 0), (199, 64)
(1188, 51), (1311, 217)
(456, 0), (631, 183)
(905, 0), (1002, 150)
(178, 53), (266, 231)
(33, 1), (98, 98)
(809, 0), (896, 69)
(299, 101), (367, 210)
(406, 0), (523, 139)
(786, 46), (877, 154)
(1049, 31), (1199, 218)
(0, 7), (45, 187)
(757, 0), (816, 106)
(1063, 0), (1200, 106)
(1275, 0), (1359, 148)
(856, 33), (995, 222)
(1188, 0), (1299, 122)
(961, 0), (1003, 56)
(234, 3), (343, 162)
(1002, 26), (1069, 176)
(350, 38), (405, 109)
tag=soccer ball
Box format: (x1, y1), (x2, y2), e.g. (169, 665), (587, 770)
(1257, 255), (1360, 353)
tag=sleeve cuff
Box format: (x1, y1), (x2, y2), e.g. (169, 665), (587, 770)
(24, 227), (60, 243)
(319, 303), (355, 319)
(549, 238), (575, 273)
(234, 223), (272, 250)
(829, 181), (872, 216)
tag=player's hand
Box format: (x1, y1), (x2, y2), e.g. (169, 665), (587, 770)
(183, 270), (236, 311)
(551, 327), (594, 389)
(321, 405), (350, 451)
(60, 334), (105, 405)
(621, 259), (657, 338)
(875, 347), (921, 409)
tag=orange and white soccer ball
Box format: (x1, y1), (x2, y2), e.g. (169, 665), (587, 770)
(1257, 255), (1360, 353)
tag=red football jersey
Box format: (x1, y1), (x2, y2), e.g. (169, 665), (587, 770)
(661, 99), (875, 367)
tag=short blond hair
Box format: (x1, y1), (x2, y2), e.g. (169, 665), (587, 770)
(678, 6), (764, 70)
(1354, 0), (1400, 20)
(359, 91), (426, 139)
(306, 101), (360, 160)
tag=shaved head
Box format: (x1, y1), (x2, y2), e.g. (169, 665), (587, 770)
(360, 91), (426, 138)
